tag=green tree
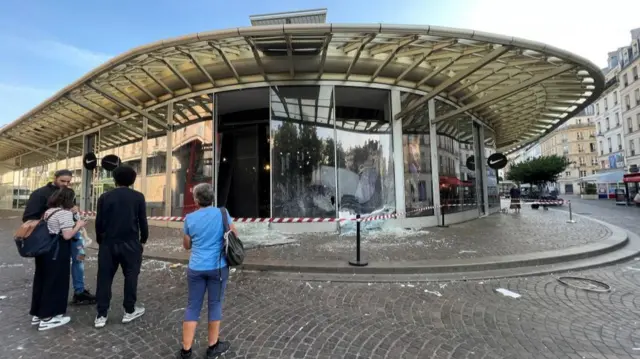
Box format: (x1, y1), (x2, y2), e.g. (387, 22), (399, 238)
(322, 138), (346, 168)
(506, 155), (571, 193)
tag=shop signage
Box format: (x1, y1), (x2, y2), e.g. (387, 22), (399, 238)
(101, 154), (121, 171)
(465, 155), (475, 171)
(83, 152), (97, 170)
(487, 152), (508, 170)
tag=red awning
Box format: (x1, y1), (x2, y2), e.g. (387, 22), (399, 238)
(439, 176), (462, 186)
(623, 173), (640, 183)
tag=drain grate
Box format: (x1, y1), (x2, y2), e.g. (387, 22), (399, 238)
(556, 276), (610, 293)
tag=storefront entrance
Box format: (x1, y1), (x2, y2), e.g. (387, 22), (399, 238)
(215, 88), (271, 218)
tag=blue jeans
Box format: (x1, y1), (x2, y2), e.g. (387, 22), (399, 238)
(71, 232), (85, 294)
(184, 266), (229, 322)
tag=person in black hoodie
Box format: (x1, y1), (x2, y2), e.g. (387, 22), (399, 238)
(94, 165), (149, 328)
(22, 169), (96, 314)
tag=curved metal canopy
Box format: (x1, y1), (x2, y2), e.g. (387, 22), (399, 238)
(0, 23), (604, 166)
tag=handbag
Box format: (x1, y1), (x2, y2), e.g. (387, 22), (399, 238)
(220, 207), (245, 266)
(14, 208), (63, 259)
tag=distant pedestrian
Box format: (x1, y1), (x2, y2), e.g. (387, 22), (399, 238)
(30, 188), (86, 331)
(178, 183), (236, 359)
(509, 186), (521, 213)
(94, 165), (148, 328)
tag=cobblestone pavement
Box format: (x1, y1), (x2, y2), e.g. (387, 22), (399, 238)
(248, 207), (611, 262)
(2, 215), (640, 358)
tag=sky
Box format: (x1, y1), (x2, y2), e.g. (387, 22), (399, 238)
(1, 0), (639, 126)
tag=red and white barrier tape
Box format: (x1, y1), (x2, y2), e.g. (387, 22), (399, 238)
(79, 202), (482, 223)
(516, 199), (568, 205)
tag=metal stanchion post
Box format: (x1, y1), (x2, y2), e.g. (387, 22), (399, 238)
(438, 204), (449, 228)
(567, 201), (576, 223)
(349, 214), (368, 266)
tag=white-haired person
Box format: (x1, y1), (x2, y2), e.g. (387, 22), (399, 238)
(178, 183), (237, 359)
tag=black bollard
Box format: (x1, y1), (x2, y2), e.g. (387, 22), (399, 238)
(438, 204), (449, 228)
(349, 214), (368, 266)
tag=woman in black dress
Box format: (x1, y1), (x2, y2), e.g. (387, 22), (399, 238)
(30, 188), (86, 331)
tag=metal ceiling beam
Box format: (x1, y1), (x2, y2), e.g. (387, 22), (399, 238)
(397, 39), (457, 58)
(244, 37), (268, 81)
(285, 35), (295, 77)
(210, 43), (241, 83)
(415, 55), (461, 88)
(0, 136), (65, 159)
(317, 34), (332, 80)
(434, 64), (575, 123)
(125, 75), (158, 101)
(477, 90), (544, 115)
(87, 83), (169, 130)
(394, 40), (457, 85)
(371, 35), (419, 80)
(65, 95), (146, 137)
(109, 83), (144, 106)
(164, 60), (193, 91)
(141, 67), (174, 95)
(181, 50), (215, 86)
(345, 34), (376, 80)
(396, 46), (511, 118)
(459, 75), (513, 102)
(449, 65), (506, 96)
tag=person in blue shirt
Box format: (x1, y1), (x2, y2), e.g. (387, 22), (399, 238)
(179, 183), (237, 359)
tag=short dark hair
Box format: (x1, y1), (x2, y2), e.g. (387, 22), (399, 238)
(47, 188), (76, 209)
(113, 165), (137, 187)
(54, 169), (73, 178)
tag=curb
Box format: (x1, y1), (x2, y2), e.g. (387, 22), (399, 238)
(236, 208), (629, 275)
(83, 209), (635, 279)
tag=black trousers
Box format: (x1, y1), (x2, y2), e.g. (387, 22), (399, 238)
(30, 239), (71, 318)
(96, 241), (143, 317)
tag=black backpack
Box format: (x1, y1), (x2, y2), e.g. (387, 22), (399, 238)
(14, 209), (62, 259)
(220, 207), (245, 266)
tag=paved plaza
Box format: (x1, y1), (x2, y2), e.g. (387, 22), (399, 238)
(1, 200), (640, 358)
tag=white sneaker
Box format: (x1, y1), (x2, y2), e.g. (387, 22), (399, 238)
(122, 306), (145, 323)
(94, 316), (108, 328)
(38, 315), (70, 331)
(31, 316), (40, 325)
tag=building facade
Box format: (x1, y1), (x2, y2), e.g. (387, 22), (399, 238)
(540, 108), (598, 194)
(0, 11), (603, 231)
(621, 29), (640, 169)
(595, 61), (625, 172)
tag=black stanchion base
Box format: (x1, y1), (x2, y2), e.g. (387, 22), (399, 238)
(348, 259), (369, 267)
(437, 224), (449, 228)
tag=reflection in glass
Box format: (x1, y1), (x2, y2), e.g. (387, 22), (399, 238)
(436, 99), (477, 213)
(270, 86), (336, 218)
(216, 88), (270, 218)
(401, 92), (434, 217)
(484, 127), (500, 208)
(172, 120), (213, 216)
(335, 87), (394, 216)
(171, 96), (214, 216)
